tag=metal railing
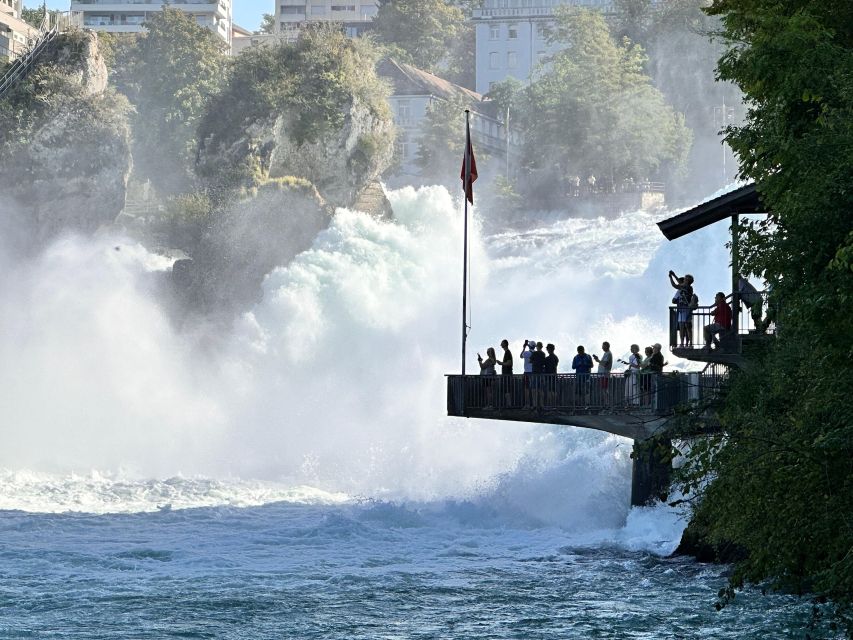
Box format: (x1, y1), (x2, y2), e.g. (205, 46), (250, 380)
(669, 291), (776, 350)
(0, 26), (58, 100)
(447, 371), (726, 416)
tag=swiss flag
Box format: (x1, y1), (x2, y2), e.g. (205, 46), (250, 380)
(460, 115), (478, 205)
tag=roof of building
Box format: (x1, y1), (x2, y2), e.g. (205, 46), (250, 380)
(657, 183), (766, 240)
(377, 58), (484, 105)
(232, 22), (253, 37)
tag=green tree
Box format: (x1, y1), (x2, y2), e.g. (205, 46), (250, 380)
(514, 8), (691, 206)
(256, 13), (275, 35)
(116, 8), (226, 195)
(372, 0), (468, 77)
(414, 95), (478, 186)
(676, 0), (853, 630)
(196, 25), (393, 195)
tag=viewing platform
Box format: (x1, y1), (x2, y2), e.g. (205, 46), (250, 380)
(447, 371), (726, 441)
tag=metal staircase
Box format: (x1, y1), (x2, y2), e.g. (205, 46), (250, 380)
(0, 25), (59, 101)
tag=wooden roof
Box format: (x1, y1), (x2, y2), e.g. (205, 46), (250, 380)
(657, 183), (766, 240)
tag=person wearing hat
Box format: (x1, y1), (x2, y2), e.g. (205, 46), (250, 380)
(519, 339), (536, 408)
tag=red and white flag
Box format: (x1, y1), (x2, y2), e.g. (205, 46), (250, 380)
(460, 115), (478, 205)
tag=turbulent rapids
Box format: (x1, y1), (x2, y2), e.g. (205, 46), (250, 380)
(1, 186), (729, 518)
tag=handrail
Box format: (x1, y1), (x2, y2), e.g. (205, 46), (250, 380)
(668, 290), (776, 350)
(0, 27), (58, 100)
(447, 371), (726, 416)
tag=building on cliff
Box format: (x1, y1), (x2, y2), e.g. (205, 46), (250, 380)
(70, 0), (233, 48)
(274, 0), (378, 42)
(473, 0), (628, 94)
(0, 0), (36, 61)
(377, 58), (519, 183)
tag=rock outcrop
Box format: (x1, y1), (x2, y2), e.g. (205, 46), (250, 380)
(172, 179), (332, 316)
(0, 31), (131, 253)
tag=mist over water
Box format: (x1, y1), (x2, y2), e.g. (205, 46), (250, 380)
(0, 185), (732, 537)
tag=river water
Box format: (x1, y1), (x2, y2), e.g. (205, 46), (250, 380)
(0, 186), (815, 637)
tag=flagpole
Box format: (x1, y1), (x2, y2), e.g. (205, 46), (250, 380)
(462, 109), (470, 376)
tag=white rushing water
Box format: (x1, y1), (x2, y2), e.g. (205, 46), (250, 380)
(0, 185), (735, 552)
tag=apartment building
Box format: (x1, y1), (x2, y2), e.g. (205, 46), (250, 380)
(0, 0), (36, 61)
(473, 0), (613, 94)
(274, 0), (378, 41)
(71, 0), (233, 47)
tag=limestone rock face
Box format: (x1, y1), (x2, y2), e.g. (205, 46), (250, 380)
(0, 31), (131, 253)
(173, 180), (332, 316)
(267, 96), (395, 212)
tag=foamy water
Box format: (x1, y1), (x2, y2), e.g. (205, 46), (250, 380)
(0, 186), (813, 637)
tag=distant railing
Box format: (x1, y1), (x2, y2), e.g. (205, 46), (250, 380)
(0, 26), (58, 100)
(447, 371), (725, 416)
(668, 291), (775, 350)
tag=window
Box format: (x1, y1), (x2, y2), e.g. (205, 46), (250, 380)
(536, 51), (547, 64)
(360, 4), (377, 16)
(331, 4), (356, 10)
(397, 100), (411, 124)
(311, 4), (325, 14)
(489, 51), (500, 69)
(507, 24), (517, 39)
(507, 51), (517, 69)
(489, 24), (499, 40)
(536, 22), (547, 39)
(280, 5), (305, 14)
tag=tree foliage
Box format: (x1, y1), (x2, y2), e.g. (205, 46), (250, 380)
(257, 13), (275, 35)
(196, 25), (392, 194)
(113, 8), (226, 195)
(676, 0), (853, 629)
(372, 0), (470, 82)
(504, 8), (691, 207)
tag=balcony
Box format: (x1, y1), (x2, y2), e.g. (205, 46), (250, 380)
(668, 291), (776, 367)
(446, 371), (725, 440)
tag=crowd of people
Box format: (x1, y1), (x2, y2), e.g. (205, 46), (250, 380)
(470, 271), (769, 410)
(474, 339), (668, 410)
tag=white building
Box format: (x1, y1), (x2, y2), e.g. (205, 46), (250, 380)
(473, 0), (613, 95)
(0, 0), (36, 61)
(378, 58), (517, 181)
(274, 0), (378, 41)
(71, 0), (233, 48)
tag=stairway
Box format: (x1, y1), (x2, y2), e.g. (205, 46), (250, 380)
(0, 27), (59, 101)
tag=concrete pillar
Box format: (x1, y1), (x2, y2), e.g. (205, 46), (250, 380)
(630, 438), (672, 507)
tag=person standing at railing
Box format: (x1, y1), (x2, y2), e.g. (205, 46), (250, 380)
(520, 339), (535, 408)
(593, 341), (613, 406)
(544, 343), (559, 407)
(704, 292), (733, 350)
(668, 270), (694, 347)
(572, 345), (593, 407)
(620, 344), (642, 406)
(531, 341), (547, 409)
(498, 339), (513, 408)
(650, 343), (665, 410)
(477, 347), (497, 409)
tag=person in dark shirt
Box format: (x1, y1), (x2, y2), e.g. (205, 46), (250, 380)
(648, 343), (666, 410)
(530, 341), (546, 408)
(572, 345), (593, 406)
(498, 338), (513, 407)
(544, 343), (559, 406)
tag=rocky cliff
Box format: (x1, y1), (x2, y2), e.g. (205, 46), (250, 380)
(0, 30), (131, 254)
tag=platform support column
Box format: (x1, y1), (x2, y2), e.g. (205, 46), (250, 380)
(630, 438), (672, 507)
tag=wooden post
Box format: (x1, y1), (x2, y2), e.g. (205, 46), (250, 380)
(731, 213), (740, 331)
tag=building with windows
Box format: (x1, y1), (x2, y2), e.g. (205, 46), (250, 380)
(0, 0), (35, 61)
(274, 0), (378, 41)
(70, 0), (233, 48)
(473, 0), (613, 95)
(378, 58), (517, 182)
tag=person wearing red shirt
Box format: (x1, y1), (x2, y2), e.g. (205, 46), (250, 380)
(704, 291), (733, 349)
